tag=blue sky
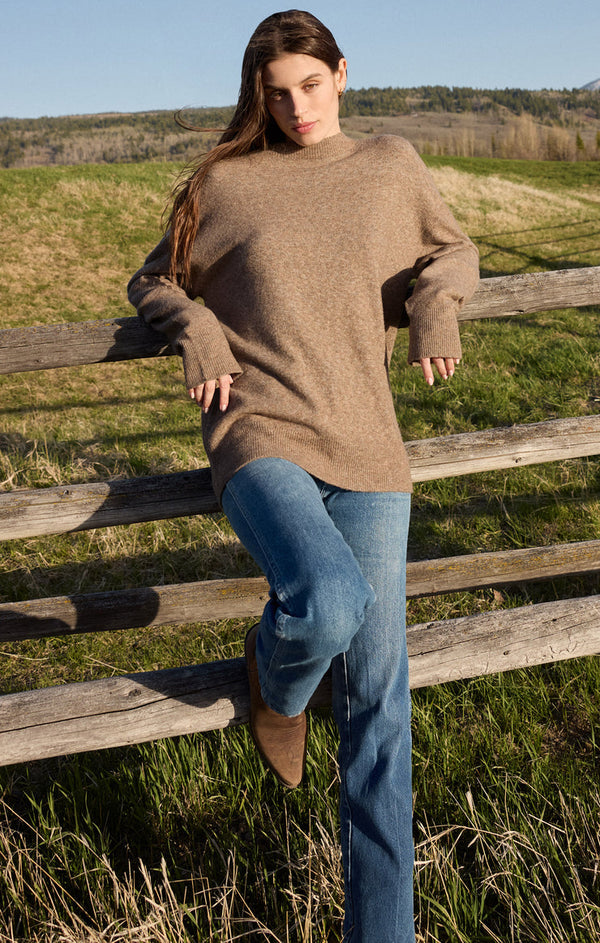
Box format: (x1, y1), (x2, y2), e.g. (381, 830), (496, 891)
(2, 0), (599, 118)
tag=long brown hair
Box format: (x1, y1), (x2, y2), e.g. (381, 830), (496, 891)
(167, 10), (345, 287)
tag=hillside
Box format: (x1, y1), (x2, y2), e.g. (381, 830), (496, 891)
(1, 85), (599, 167)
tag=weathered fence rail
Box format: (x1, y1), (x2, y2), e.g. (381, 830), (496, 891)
(1, 266), (599, 767)
(2, 415), (600, 539)
(1, 267), (600, 375)
(1, 593), (599, 767)
(2, 540), (600, 644)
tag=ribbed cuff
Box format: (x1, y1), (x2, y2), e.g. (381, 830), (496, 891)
(406, 303), (462, 363)
(179, 336), (242, 388)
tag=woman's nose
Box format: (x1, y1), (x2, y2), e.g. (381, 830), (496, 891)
(289, 93), (305, 117)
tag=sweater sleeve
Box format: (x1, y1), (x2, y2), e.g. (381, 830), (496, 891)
(402, 147), (480, 364)
(127, 234), (242, 389)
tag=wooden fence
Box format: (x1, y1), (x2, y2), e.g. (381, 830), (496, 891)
(1, 266), (600, 768)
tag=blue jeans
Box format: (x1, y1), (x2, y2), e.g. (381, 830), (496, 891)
(222, 458), (414, 943)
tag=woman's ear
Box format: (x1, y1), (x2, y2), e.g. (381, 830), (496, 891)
(336, 57), (348, 95)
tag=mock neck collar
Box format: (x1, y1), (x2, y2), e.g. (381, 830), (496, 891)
(269, 132), (357, 163)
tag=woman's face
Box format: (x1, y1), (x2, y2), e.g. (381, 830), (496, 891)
(262, 53), (347, 147)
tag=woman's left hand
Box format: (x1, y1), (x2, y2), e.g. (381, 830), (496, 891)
(419, 357), (460, 386)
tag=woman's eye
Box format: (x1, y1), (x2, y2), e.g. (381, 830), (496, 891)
(304, 83), (318, 91)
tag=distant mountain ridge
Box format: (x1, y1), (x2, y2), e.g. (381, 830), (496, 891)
(581, 78), (600, 91)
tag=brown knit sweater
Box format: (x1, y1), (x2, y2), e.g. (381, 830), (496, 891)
(128, 133), (479, 498)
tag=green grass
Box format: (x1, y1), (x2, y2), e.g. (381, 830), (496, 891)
(425, 154), (600, 195)
(0, 155), (599, 940)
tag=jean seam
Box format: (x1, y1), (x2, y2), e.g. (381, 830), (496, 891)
(340, 650), (355, 939)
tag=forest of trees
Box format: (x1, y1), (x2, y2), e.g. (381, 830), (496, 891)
(340, 85), (600, 119)
(1, 86), (599, 168)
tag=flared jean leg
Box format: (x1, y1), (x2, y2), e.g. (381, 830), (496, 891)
(324, 488), (414, 943)
(221, 458), (414, 942)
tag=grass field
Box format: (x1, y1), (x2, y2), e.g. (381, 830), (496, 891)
(0, 153), (599, 941)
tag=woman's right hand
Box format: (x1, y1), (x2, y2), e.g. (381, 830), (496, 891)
(419, 357), (459, 386)
(188, 375), (234, 412)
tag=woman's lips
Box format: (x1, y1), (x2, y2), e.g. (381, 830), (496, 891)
(292, 121), (317, 134)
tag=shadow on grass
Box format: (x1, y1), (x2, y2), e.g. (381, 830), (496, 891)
(0, 425), (203, 469)
(0, 387), (184, 418)
(474, 217), (600, 274)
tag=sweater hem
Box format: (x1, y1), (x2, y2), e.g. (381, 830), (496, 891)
(210, 437), (414, 502)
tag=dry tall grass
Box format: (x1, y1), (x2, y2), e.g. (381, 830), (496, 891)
(342, 112), (600, 161)
(1, 778), (598, 942)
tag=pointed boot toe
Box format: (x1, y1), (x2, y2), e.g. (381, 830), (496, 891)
(245, 624), (307, 788)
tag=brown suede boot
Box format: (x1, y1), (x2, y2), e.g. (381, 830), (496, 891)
(244, 624), (307, 788)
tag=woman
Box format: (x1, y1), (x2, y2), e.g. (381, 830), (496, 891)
(128, 10), (479, 941)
